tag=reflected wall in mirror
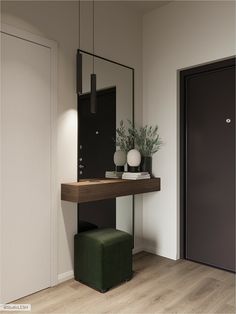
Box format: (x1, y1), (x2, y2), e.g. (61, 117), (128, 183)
(77, 50), (134, 235)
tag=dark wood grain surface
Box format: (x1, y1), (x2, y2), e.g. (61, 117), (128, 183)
(61, 178), (161, 203)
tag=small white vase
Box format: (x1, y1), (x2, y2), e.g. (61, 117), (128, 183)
(114, 150), (127, 172)
(127, 149), (141, 169)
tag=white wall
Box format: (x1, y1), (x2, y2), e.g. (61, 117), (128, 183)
(1, 0), (143, 281)
(142, 0), (236, 259)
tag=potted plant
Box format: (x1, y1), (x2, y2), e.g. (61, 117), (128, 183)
(115, 120), (134, 153)
(133, 125), (162, 175)
(116, 120), (162, 175)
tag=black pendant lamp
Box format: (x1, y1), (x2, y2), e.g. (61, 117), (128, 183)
(90, 0), (97, 114)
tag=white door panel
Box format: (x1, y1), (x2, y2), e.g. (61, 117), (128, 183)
(1, 32), (52, 302)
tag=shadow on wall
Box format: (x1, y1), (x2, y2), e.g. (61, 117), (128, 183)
(61, 201), (77, 268)
(142, 237), (159, 254)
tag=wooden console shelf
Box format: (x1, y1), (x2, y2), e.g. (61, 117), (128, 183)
(61, 178), (161, 203)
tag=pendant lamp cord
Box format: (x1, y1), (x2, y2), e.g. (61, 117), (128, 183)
(78, 0), (81, 49)
(92, 0), (95, 74)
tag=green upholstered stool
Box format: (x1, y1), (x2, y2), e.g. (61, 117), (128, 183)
(74, 228), (133, 292)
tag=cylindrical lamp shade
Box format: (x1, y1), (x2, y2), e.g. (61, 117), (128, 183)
(114, 150), (127, 172)
(77, 52), (82, 94)
(90, 73), (97, 114)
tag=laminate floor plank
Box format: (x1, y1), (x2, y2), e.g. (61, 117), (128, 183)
(7, 252), (235, 314)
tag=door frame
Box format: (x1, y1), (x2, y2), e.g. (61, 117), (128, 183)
(0, 23), (58, 302)
(179, 56), (236, 259)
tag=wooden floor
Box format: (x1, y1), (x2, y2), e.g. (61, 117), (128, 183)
(11, 252), (235, 314)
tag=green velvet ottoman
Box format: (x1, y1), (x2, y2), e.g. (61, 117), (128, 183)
(74, 228), (133, 292)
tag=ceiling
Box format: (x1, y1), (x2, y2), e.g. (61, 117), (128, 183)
(113, 1), (172, 14)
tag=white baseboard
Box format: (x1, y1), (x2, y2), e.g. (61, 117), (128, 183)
(144, 246), (178, 261)
(133, 247), (144, 254)
(143, 246), (157, 255)
(58, 270), (74, 284)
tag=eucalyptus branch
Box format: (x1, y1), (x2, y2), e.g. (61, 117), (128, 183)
(115, 120), (134, 152)
(116, 120), (163, 157)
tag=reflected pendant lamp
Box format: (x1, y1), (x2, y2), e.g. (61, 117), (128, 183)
(90, 0), (97, 114)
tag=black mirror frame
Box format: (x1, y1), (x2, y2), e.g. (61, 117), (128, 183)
(76, 49), (135, 239)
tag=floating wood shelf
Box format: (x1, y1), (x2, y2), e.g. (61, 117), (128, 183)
(61, 178), (161, 203)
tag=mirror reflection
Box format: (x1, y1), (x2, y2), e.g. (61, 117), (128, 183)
(78, 50), (134, 234)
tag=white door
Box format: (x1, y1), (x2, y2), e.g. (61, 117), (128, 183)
(1, 30), (56, 303)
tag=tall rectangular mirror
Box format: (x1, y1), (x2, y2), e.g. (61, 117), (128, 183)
(77, 50), (134, 235)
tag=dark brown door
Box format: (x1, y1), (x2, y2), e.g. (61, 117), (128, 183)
(181, 58), (235, 272)
(78, 87), (116, 228)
